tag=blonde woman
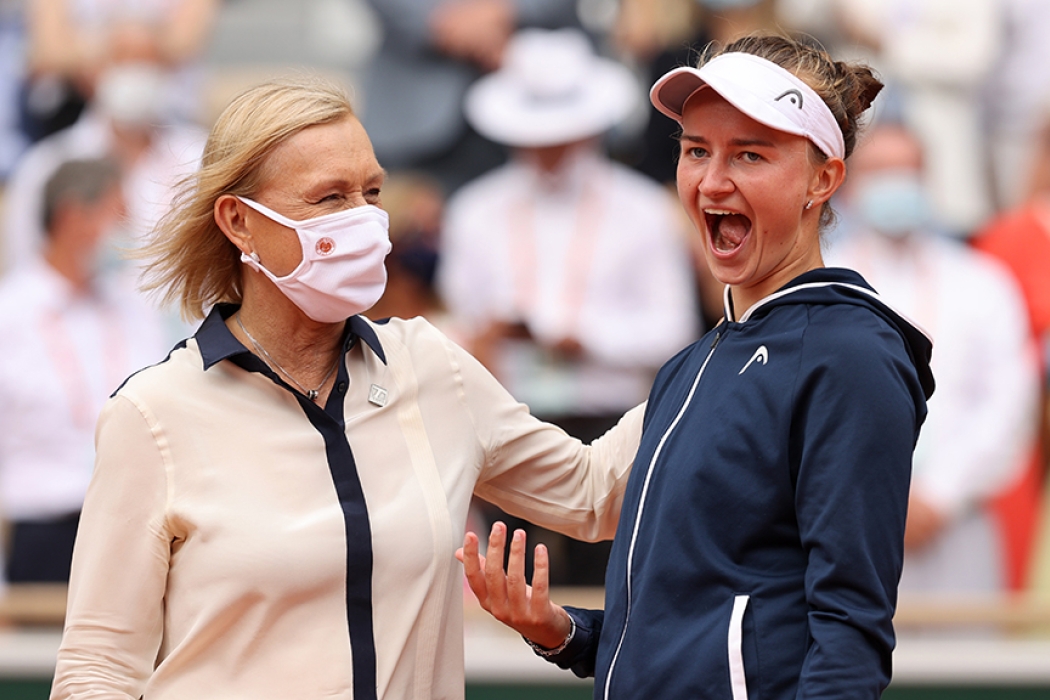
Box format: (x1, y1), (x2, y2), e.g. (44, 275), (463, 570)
(49, 77), (643, 700)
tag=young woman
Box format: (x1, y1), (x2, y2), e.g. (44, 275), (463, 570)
(460, 33), (935, 699)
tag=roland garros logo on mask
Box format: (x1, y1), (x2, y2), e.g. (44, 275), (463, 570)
(315, 237), (336, 256)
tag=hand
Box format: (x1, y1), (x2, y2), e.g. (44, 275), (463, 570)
(429, 0), (514, 71)
(904, 491), (947, 551)
(610, 0), (665, 61)
(456, 521), (573, 649)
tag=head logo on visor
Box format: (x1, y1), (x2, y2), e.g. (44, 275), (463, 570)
(649, 52), (845, 160)
(775, 89), (803, 108)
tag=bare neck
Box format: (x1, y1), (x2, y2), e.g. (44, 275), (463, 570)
(729, 252), (825, 320)
(229, 279), (346, 378)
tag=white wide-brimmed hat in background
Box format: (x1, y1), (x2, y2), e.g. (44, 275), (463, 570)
(464, 28), (639, 149)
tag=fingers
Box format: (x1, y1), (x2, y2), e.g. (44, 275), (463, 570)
(506, 527), (529, 614)
(473, 522), (529, 618)
(526, 544), (574, 649)
(529, 543), (551, 618)
(460, 531), (489, 603)
(483, 522), (509, 606)
(502, 528), (543, 625)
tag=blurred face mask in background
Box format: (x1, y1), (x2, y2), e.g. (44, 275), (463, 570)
(94, 62), (169, 128)
(853, 170), (931, 238)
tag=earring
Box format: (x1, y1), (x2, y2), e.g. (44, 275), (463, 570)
(249, 251), (260, 263)
(805, 200), (814, 210)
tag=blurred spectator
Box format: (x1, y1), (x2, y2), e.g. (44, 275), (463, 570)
(0, 158), (168, 583)
(364, 170), (465, 339)
(698, 0), (779, 44)
(973, 116), (1050, 593)
(438, 28), (698, 584)
(974, 118), (1050, 390)
(19, 0), (217, 141)
(612, 0), (778, 187)
(772, 0), (868, 56)
(0, 0), (27, 180)
(2, 20), (207, 277)
(611, 0), (709, 187)
(358, 0), (581, 196)
(780, 0), (1001, 236)
(983, 0), (1050, 211)
(826, 123), (1041, 596)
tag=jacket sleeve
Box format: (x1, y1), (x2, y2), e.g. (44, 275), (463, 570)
(791, 316), (923, 698)
(50, 395), (172, 700)
(533, 606), (604, 678)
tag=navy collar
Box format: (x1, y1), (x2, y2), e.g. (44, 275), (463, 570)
(196, 304), (387, 371)
(723, 267), (874, 322)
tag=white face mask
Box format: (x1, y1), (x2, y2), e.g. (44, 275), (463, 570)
(95, 62), (170, 128)
(237, 196), (392, 323)
(853, 170), (931, 239)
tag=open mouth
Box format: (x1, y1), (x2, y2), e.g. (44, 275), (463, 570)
(704, 209), (752, 254)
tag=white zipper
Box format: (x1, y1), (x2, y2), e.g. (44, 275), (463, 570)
(602, 331), (723, 698)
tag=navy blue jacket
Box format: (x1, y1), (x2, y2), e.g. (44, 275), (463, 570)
(548, 268), (934, 699)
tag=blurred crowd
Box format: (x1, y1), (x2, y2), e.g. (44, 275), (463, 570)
(0, 0), (1049, 629)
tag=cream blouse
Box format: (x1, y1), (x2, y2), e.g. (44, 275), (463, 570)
(50, 306), (643, 699)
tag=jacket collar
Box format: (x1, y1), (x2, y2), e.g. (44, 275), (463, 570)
(723, 267), (934, 400)
(725, 267), (878, 324)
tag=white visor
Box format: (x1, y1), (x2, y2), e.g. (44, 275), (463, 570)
(649, 52), (845, 160)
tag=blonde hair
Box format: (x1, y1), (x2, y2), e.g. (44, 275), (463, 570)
(138, 76), (356, 320)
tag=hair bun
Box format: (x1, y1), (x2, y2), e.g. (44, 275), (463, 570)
(838, 61), (883, 115)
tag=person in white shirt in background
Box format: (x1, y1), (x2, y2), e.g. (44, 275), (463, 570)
(982, 0), (1050, 211)
(775, 0), (1001, 236)
(358, 0), (581, 196)
(2, 17), (207, 279)
(826, 123), (1041, 597)
(438, 28), (698, 584)
(18, 0), (217, 142)
(0, 157), (168, 585)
